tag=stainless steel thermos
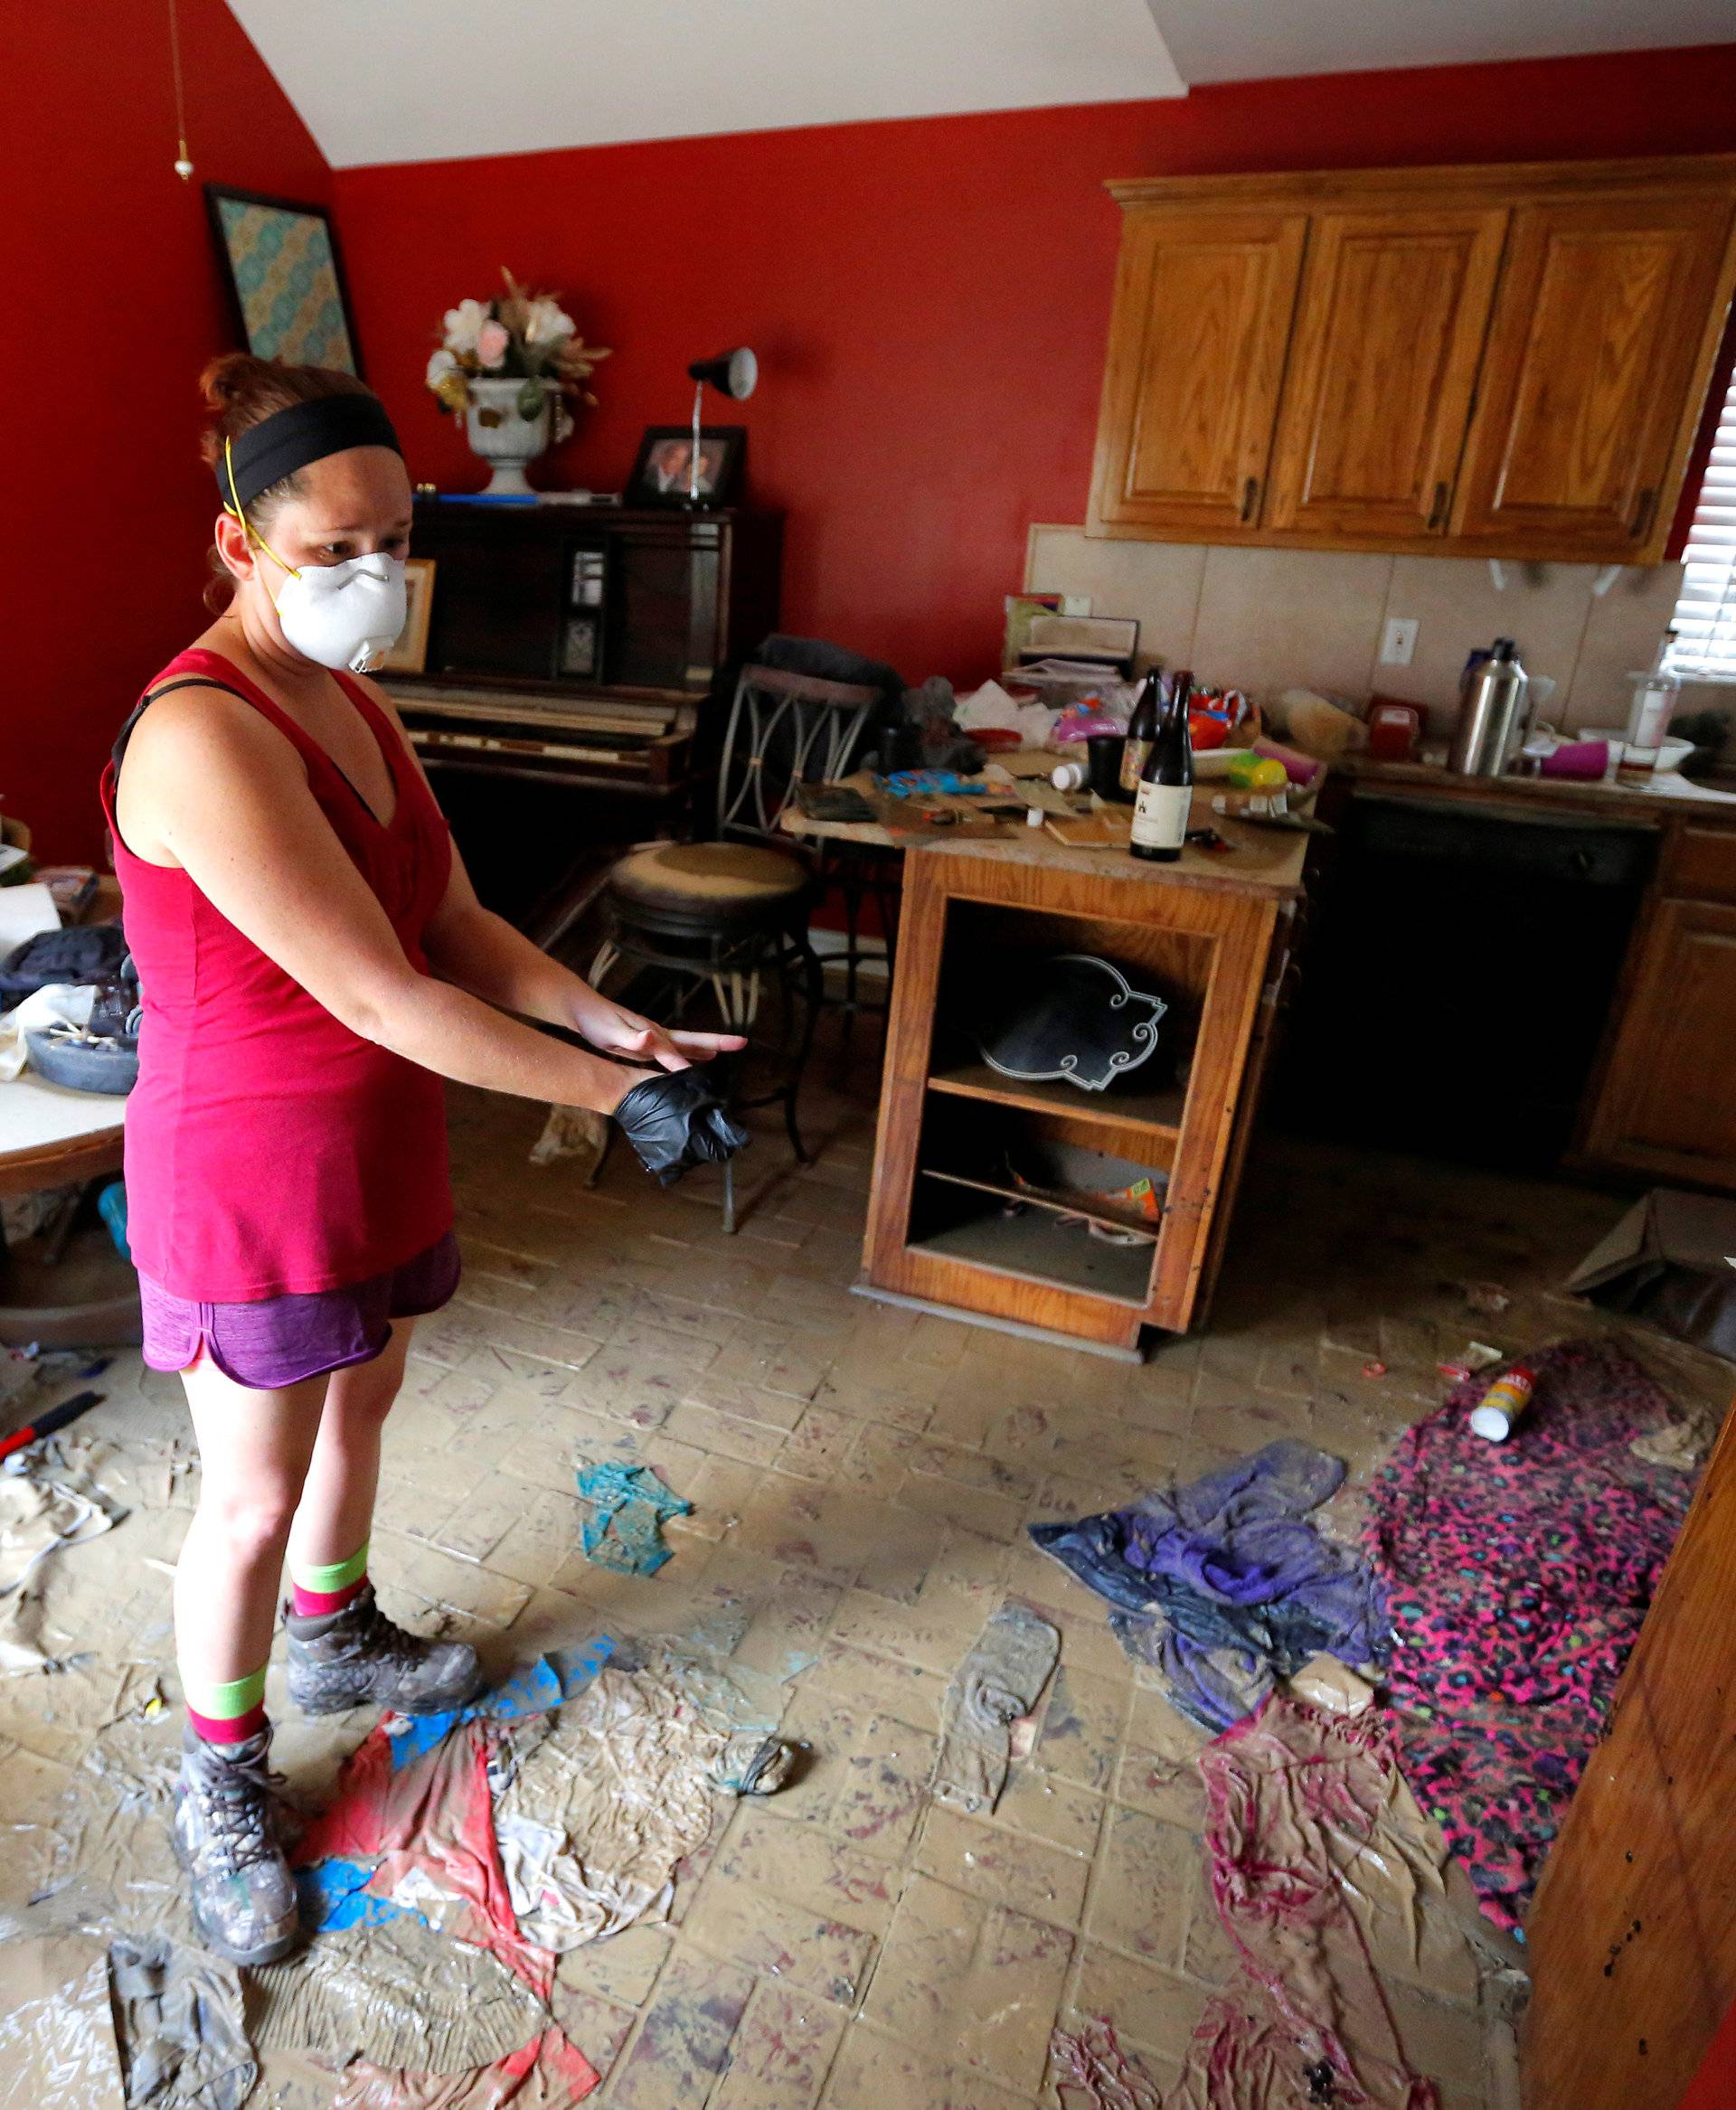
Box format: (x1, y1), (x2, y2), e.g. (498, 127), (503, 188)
(1448, 638), (1530, 777)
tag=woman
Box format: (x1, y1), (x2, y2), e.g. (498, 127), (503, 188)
(104, 354), (746, 1966)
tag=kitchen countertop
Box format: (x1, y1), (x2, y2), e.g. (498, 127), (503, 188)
(1336, 756), (1736, 826)
(780, 774), (1309, 899)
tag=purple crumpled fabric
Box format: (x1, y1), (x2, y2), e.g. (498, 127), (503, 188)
(1032, 1440), (1390, 1731)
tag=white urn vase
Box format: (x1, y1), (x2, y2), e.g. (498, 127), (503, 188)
(463, 376), (554, 496)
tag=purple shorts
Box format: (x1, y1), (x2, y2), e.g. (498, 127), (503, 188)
(139, 1232), (461, 1390)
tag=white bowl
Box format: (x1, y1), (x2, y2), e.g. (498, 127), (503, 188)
(1579, 730), (1694, 773)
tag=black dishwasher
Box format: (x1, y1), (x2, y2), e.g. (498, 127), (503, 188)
(1277, 794), (1657, 1173)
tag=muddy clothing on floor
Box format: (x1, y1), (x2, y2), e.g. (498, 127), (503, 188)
(1192, 1695), (1446, 2110)
(1032, 1440), (1389, 1731)
(930, 1600), (1059, 1815)
(1365, 1338), (1692, 1930)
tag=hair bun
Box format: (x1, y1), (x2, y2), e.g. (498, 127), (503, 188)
(199, 351), (274, 412)
(195, 350), (373, 471)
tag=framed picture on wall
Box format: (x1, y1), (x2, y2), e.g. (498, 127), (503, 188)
(204, 187), (363, 374)
(378, 559), (436, 674)
(627, 426), (745, 508)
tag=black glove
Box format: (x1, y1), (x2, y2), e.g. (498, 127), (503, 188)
(613, 1068), (750, 1186)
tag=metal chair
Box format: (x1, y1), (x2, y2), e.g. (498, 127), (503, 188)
(590, 660), (882, 1230)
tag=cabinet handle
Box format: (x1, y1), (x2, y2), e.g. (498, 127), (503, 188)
(1630, 486), (1658, 542)
(1240, 476), (1260, 523)
(1427, 480), (1449, 531)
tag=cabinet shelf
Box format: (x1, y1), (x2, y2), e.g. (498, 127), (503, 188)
(907, 1195), (1156, 1308)
(927, 1061), (1185, 1137)
(918, 1165), (1162, 1243)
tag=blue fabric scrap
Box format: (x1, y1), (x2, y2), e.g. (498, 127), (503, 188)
(385, 1636), (614, 1772)
(575, 1461), (691, 1577)
(297, 1855), (422, 1933)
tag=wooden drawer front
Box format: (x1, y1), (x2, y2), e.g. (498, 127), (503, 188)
(1265, 204), (1505, 541)
(1660, 824), (1736, 905)
(1090, 208), (1307, 537)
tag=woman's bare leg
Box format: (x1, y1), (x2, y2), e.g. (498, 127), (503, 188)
(175, 1355), (328, 1695)
(279, 1317), (481, 1718)
(286, 1317), (414, 1575)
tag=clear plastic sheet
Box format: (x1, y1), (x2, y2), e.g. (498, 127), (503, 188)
(0, 1934), (127, 2110)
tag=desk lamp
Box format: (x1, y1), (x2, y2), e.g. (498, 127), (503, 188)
(684, 348), (757, 505)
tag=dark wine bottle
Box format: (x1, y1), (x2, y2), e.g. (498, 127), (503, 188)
(1130, 668), (1193, 863)
(1118, 670), (1163, 794)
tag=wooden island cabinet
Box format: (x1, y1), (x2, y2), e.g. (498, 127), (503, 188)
(857, 803), (1307, 1355)
(1090, 155), (1736, 563)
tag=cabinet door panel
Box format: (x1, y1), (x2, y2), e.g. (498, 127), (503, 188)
(1090, 209), (1307, 538)
(1585, 896), (1736, 1185)
(1264, 205), (1506, 541)
(1455, 191), (1736, 558)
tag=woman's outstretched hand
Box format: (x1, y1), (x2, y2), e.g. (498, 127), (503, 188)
(575, 995), (746, 1072)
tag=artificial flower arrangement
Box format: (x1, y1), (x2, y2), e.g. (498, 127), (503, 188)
(425, 268), (611, 439)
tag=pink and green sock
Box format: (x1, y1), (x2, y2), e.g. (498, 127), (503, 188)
(183, 1663), (268, 1746)
(289, 1540), (370, 1618)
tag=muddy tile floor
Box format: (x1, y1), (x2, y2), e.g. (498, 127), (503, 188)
(2, 1053), (1730, 2110)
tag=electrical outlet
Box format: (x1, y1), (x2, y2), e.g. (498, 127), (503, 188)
(1380, 617), (1419, 667)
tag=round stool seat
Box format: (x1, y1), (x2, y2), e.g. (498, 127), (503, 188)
(610, 842), (810, 927)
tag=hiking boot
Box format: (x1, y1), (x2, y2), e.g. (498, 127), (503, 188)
(171, 1726), (300, 1967)
(284, 1582), (483, 1718)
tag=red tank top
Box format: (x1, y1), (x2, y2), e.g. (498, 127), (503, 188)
(100, 647), (454, 1301)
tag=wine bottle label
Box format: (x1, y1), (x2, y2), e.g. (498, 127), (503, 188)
(1131, 781), (1190, 849)
(1120, 738), (1152, 791)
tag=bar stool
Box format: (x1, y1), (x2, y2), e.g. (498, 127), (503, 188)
(590, 659), (882, 1230)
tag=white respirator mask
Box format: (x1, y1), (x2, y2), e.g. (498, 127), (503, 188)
(222, 431), (409, 674)
(272, 551), (407, 674)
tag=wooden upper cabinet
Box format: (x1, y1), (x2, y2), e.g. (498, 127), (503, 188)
(1454, 188), (1736, 559)
(1263, 205), (1506, 542)
(1089, 207), (1307, 538)
(1090, 158), (1736, 559)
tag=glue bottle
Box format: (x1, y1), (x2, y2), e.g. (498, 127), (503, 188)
(1468, 1365), (1534, 1442)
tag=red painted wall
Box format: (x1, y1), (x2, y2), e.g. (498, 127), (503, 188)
(14, 37), (1736, 860)
(1, 0), (330, 862)
(333, 43), (1736, 711)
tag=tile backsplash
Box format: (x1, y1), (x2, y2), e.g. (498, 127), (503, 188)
(1024, 527), (1712, 741)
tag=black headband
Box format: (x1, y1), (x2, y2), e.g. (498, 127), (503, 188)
(218, 394), (402, 514)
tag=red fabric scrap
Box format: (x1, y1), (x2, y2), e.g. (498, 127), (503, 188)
(295, 1719), (551, 1997)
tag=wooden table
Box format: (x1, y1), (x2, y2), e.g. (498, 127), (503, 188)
(0, 1069), (137, 1347)
(784, 777), (1309, 1355)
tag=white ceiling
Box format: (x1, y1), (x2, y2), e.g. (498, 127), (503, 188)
(226, 0), (1732, 170)
(225, 0), (1186, 170)
(1154, 0), (1736, 84)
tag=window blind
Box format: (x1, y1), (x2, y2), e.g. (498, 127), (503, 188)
(1672, 360), (1736, 680)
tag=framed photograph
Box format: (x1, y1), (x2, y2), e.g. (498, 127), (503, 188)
(379, 559), (436, 674)
(627, 425), (745, 508)
(204, 186), (363, 374)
